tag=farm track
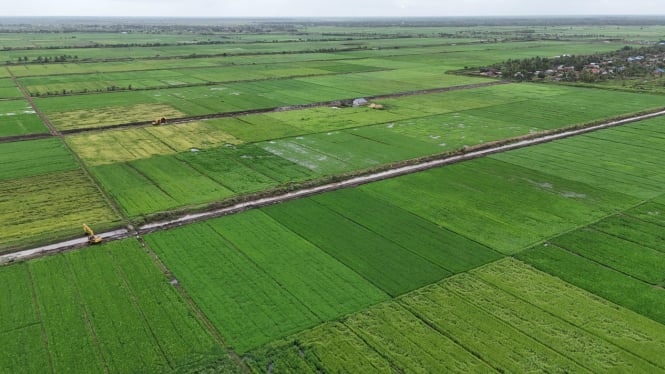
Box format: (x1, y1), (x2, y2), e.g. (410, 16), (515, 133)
(4, 106), (665, 264)
(10, 71), (59, 136)
(57, 80), (511, 136)
(0, 80), (507, 143)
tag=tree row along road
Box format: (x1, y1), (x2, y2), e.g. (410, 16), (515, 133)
(3, 106), (665, 265)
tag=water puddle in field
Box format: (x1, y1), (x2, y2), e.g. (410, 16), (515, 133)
(170, 279), (179, 286)
(0, 112), (16, 116)
(190, 148), (200, 153)
(458, 123), (466, 128)
(210, 87), (227, 91)
(23, 110), (36, 114)
(561, 191), (587, 198)
(296, 136), (304, 140)
(527, 179), (553, 189)
(387, 123), (395, 128)
(439, 143), (447, 147)
(430, 135), (441, 139)
(647, 210), (661, 216)
(230, 92), (241, 96)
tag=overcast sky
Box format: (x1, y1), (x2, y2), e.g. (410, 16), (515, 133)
(4, 0), (665, 18)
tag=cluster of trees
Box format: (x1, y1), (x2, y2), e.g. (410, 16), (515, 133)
(12, 54), (78, 63)
(490, 45), (665, 83)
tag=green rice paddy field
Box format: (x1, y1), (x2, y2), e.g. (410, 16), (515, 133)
(3, 20), (665, 373)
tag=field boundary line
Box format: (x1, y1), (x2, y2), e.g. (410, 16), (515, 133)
(4, 106), (665, 264)
(260, 208), (394, 300)
(396, 298), (502, 372)
(587, 223), (665, 256)
(340, 320), (407, 374)
(546, 242), (661, 286)
(306, 198), (454, 274)
(203, 222), (325, 320)
(444, 276), (601, 372)
(25, 264), (55, 374)
(53, 80), (509, 136)
(134, 236), (252, 374)
(475, 260), (665, 370)
(9, 71), (59, 136)
(63, 256), (111, 374)
(105, 247), (175, 370)
(137, 106), (665, 233)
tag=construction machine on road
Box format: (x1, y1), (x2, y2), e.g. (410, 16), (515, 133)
(83, 224), (103, 245)
(152, 117), (167, 125)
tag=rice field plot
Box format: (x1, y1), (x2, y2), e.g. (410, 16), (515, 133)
(297, 69), (489, 97)
(0, 264), (50, 373)
(206, 210), (388, 321)
(550, 227), (665, 285)
(66, 121), (240, 166)
(37, 79), (363, 131)
(262, 198), (451, 297)
(244, 322), (394, 373)
(592, 213), (665, 252)
(0, 78), (20, 99)
(518, 243), (665, 325)
(312, 188), (502, 273)
(48, 103), (187, 131)
(7, 52), (348, 78)
(475, 258), (665, 368)
(35, 68), (490, 132)
(144, 223), (321, 353)
(466, 87), (665, 130)
(0, 169), (121, 252)
(361, 157), (637, 254)
(203, 143), (319, 184)
(89, 141), (320, 217)
(210, 116), (305, 143)
(400, 278), (588, 372)
(1, 239), (226, 373)
(175, 146), (278, 194)
(19, 60), (386, 95)
(89, 163), (179, 217)
(0, 99), (46, 137)
(492, 118), (665, 200)
(259, 128), (443, 175)
(0, 138), (78, 181)
(345, 302), (493, 373)
(370, 111), (535, 149)
(625, 201), (665, 226)
(130, 155), (235, 206)
(258, 105), (396, 134)
(445, 270), (661, 372)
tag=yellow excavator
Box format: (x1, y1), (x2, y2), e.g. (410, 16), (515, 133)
(82, 224), (103, 245)
(152, 117), (167, 125)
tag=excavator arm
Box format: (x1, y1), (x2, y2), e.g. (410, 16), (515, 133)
(82, 224), (103, 245)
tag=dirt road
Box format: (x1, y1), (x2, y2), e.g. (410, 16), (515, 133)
(3, 106), (664, 264)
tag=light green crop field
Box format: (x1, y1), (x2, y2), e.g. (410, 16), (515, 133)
(0, 240), (226, 373)
(0, 78), (21, 99)
(0, 139), (121, 252)
(245, 258), (665, 373)
(0, 99), (47, 136)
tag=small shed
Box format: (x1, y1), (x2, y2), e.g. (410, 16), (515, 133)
(352, 98), (368, 107)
